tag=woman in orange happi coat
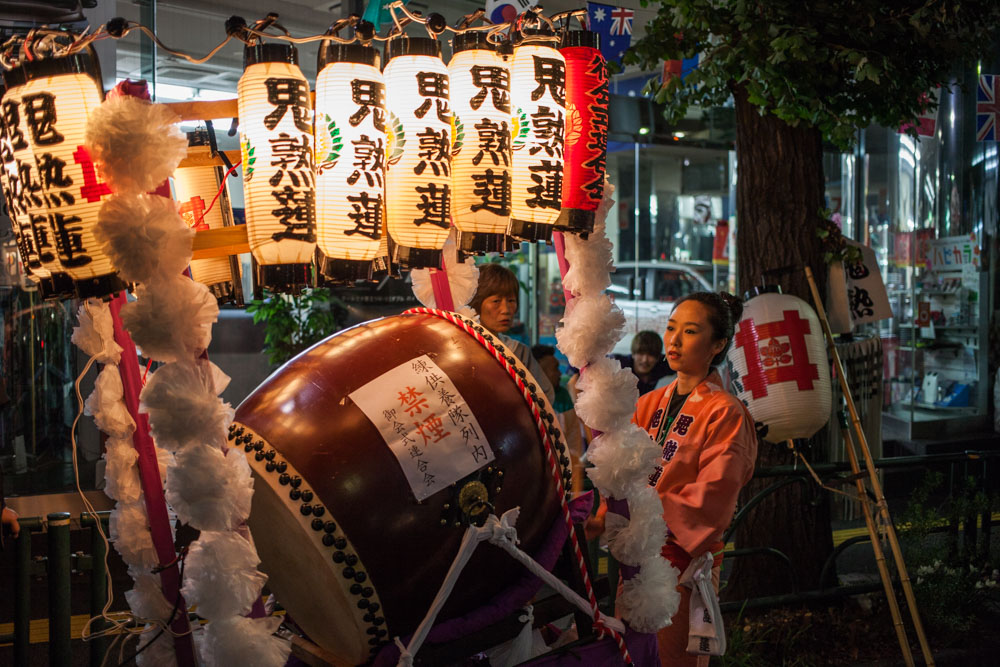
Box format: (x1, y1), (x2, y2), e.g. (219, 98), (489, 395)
(590, 291), (758, 666)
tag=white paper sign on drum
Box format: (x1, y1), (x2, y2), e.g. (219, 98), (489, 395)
(349, 354), (493, 501)
(727, 292), (831, 443)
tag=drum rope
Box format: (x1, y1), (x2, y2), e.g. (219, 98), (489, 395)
(404, 307), (633, 665)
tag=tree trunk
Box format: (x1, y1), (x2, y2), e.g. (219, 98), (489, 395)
(723, 84), (834, 600)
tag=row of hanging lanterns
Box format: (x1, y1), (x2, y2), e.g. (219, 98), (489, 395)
(0, 8), (610, 299)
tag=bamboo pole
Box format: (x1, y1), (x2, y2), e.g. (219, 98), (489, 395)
(838, 421), (915, 667)
(804, 265), (934, 666)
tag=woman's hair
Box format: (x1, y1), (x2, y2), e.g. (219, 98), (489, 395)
(470, 263), (519, 315)
(631, 330), (663, 357)
(673, 291), (744, 366)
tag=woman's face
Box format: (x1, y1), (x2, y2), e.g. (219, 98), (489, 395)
(663, 300), (726, 377)
(479, 293), (518, 334)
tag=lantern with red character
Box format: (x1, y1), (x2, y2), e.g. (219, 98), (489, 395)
(556, 29), (608, 235)
(726, 288), (831, 443)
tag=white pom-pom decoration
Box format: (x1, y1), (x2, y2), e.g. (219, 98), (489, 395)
(135, 629), (178, 667)
(121, 278), (218, 363)
(181, 531), (267, 620)
(103, 438), (142, 503)
(607, 487), (666, 567)
(555, 294), (625, 369)
(585, 425), (662, 500)
(573, 357), (639, 432)
(126, 572), (174, 622)
(200, 616), (289, 667)
(165, 445), (253, 532)
(84, 365), (136, 439)
(110, 501), (159, 570)
(95, 194), (194, 284)
(140, 360), (233, 452)
(72, 299), (122, 364)
(618, 554), (680, 633)
(85, 96), (187, 195)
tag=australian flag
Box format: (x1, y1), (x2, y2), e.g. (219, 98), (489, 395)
(587, 2), (634, 67)
(977, 74), (1000, 142)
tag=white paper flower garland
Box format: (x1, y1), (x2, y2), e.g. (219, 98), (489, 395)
(555, 181), (680, 633)
(84, 94), (287, 666)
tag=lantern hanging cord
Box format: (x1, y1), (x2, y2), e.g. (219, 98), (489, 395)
(192, 160), (242, 230)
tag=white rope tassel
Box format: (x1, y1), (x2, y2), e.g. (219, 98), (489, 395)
(394, 509), (625, 666)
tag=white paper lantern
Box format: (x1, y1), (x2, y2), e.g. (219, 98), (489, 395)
(448, 33), (512, 255)
(171, 139), (239, 301)
(509, 38), (565, 243)
(237, 44), (316, 289)
(14, 52), (122, 298)
(314, 42), (386, 281)
(0, 74), (44, 284)
(727, 290), (832, 443)
(383, 37), (452, 270)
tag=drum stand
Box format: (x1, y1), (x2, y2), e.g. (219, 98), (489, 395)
(805, 266), (934, 667)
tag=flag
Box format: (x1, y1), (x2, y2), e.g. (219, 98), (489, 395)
(976, 74), (1000, 142)
(662, 55), (699, 85)
(485, 0), (533, 25)
(587, 2), (634, 67)
(898, 88), (938, 137)
(362, 0), (411, 29)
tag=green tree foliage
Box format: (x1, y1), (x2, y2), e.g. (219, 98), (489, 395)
(246, 288), (349, 365)
(627, 0), (1000, 148)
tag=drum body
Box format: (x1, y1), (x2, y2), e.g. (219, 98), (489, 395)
(232, 311), (564, 665)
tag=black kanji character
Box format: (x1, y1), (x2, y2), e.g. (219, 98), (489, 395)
(347, 135), (385, 187)
(270, 186), (316, 242)
(36, 153), (73, 190)
(50, 212), (90, 267)
(470, 169), (511, 216)
(413, 182), (450, 229)
(22, 93), (63, 146)
(525, 160), (562, 210)
(531, 56), (565, 106)
(414, 72), (451, 123)
(345, 191), (382, 240)
(263, 78), (311, 132)
(469, 66), (510, 113)
(350, 80), (386, 131)
(529, 106), (564, 158)
(414, 128), (449, 177)
(1, 100), (26, 150)
(472, 119), (510, 166)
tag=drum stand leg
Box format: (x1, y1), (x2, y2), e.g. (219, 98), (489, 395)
(805, 266), (934, 667)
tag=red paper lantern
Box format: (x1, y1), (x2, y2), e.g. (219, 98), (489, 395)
(557, 31), (608, 235)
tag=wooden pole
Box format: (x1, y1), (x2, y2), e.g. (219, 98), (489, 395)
(804, 265), (934, 667)
(838, 422), (915, 667)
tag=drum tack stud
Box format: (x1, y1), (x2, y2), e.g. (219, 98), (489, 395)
(350, 583), (362, 595)
(290, 476), (303, 488)
(343, 567), (356, 579)
(439, 519), (447, 526)
(358, 599), (369, 609)
(311, 518), (324, 531)
(289, 489), (301, 501)
(254, 440), (265, 451)
(265, 461), (276, 472)
(346, 553), (358, 566)
(323, 520), (336, 533)
(312, 505), (324, 516)
(332, 550), (345, 561)
(276, 461), (288, 473)
(334, 537), (347, 549)
(278, 473), (290, 485)
(355, 571), (367, 583)
(300, 490), (314, 502)
(299, 505), (312, 516)
(324, 535), (337, 547)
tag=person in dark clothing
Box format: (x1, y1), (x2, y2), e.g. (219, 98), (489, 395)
(614, 330), (674, 395)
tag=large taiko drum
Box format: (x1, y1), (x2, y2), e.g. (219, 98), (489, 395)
(230, 310), (569, 665)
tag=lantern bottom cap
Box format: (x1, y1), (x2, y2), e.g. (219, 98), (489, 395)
(553, 208), (596, 236)
(393, 245), (442, 271)
(316, 251), (373, 284)
(508, 218), (554, 244)
(456, 231), (507, 255)
(370, 254), (398, 280)
(38, 272), (77, 301)
(255, 262), (312, 294)
(74, 273), (128, 301)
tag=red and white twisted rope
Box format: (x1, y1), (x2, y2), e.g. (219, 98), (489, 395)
(404, 307), (632, 665)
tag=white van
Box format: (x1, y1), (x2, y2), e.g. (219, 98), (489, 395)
(608, 261), (714, 355)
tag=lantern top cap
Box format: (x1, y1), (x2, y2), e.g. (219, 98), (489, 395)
(560, 30), (599, 50)
(744, 285), (783, 301)
(385, 36), (441, 63)
(452, 32), (501, 53)
(318, 42), (380, 70)
(244, 42), (299, 68)
(15, 48), (101, 86)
